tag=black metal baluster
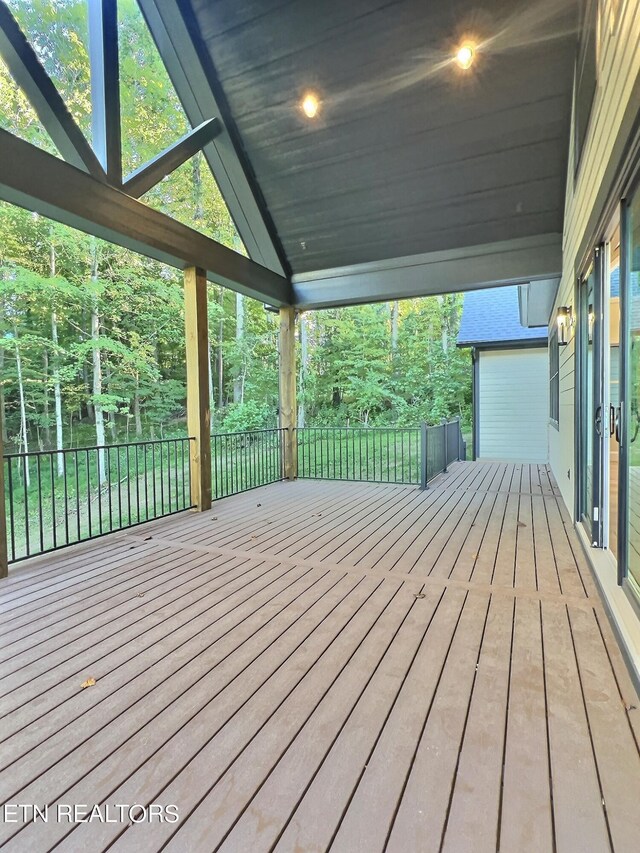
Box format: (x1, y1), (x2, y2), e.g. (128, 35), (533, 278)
(50, 454), (57, 550)
(7, 460), (15, 561)
(135, 444), (141, 523)
(35, 455), (44, 554)
(62, 452), (69, 546)
(116, 446), (123, 527)
(74, 451), (81, 542)
(106, 446), (113, 532)
(212, 434), (218, 501)
(159, 441), (165, 515)
(86, 449), (92, 537)
(97, 449), (103, 535)
(144, 444), (150, 519)
(173, 440), (178, 509)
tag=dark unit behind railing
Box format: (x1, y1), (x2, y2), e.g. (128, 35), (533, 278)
(419, 418), (466, 489)
(211, 428), (285, 499)
(3, 437), (194, 563)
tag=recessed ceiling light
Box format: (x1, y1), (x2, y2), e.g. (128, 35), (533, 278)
(301, 93), (320, 118)
(455, 43), (475, 70)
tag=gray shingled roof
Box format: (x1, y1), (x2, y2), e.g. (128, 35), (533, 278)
(457, 285), (548, 348)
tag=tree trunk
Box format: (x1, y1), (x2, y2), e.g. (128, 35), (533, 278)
(297, 312), (308, 428)
(105, 363), (117, 442)
(217, 288), (224, 410)
(0, 349), (7, 444)
(90, 241), (106, 483)
(13, 328), (29, 487)
(192, 153), (204, 222)
(208, 337), (216, 427)
(43, 349), (51, 447)
(233, 292), (244, 404)
(133, 373), (143, 437)
(51, 309), (64, 475)
(391, 300), (399, 355)
(50, 239), (64, 475)
(437, 295), (449, 353)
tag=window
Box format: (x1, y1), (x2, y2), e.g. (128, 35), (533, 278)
(549, 327), (560, 427)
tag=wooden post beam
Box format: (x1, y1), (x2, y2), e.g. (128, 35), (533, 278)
(184, 266), (212, 511)
(0, 401), (7, 578)
(88, 0), (122, 185)
(279, 306), (297, 480)
(122, 118), (223, 199)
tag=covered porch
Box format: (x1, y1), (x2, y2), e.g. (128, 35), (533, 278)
(1, 462), (639, 852)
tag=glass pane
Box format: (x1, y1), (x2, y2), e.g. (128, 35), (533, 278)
(0, 55), (60, 154)
(117, 0), (245, 254)
(5, 0), (92, 142)
(118, 0), (189, 175)
(582, 268), (595, 531)
(608, 232), (620, 560)
(627, 191), (640, 592)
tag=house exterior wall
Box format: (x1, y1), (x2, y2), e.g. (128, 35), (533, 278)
(550, 0), (640, 516)
(478, 348), (549, 463)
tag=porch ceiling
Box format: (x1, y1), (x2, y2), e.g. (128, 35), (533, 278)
(179, 0), (577, 304)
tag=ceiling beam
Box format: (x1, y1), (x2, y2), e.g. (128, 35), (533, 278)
(88, 0), (122, 186)
(0, 0), (105, 179)
(0, 129), (292, 306)
(291, 235), (563, 309)
(123, 118), (223, 198)
(136, 0), (287, 276)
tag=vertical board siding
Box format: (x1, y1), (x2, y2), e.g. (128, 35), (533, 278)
(550, 0), (640, 513)
(478, 349), (550, 463)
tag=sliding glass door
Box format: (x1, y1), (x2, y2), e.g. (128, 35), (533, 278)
(606, 232), (621, 562)
(578, 252), (604, 544)
(621, 187), (640, 598)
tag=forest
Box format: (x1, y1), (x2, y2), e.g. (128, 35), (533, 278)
(0, 0), (472, 460)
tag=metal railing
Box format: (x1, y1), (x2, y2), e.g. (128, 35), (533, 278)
(2, 422), (465, 565)
(211, 428), (285, 499)
(419, 419), (466, 489)
(3, 437), (194, 563)
(298, 420), (465, 485)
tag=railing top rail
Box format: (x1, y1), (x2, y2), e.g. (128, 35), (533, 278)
(211, 428), (284, 438)
(298, 426), (421, 432)
(299, 421), (459, 432)
(4, 436), (195, 460)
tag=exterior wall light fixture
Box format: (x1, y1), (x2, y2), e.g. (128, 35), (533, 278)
(588, 303), (595, 344)
(557, 306), (573, 346)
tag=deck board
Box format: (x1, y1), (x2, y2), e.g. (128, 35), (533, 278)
(1, 461), (639, 852)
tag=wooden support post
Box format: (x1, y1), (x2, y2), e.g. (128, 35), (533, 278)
(279, 306), (297, 480)
(0, 402), (7, 577)
(184, 266), (211, 511)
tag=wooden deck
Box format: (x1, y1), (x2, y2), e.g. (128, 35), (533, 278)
(0, 461), (639, 852)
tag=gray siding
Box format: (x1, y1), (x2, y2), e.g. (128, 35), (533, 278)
(478, 348), (550, 463)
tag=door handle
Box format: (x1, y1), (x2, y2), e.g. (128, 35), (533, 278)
(615, 406), (621, 445)
(609, 405), (616, 437)
(595, 405), (603, 437)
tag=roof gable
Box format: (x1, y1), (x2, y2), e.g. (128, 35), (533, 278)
(457, 285), (548, 347)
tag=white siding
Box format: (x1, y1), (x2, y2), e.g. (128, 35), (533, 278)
(478, 348), (549, 463)
(550, 0), (640, 515)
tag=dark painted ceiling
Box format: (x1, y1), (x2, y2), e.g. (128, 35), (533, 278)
(186, 0), (578, 275)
